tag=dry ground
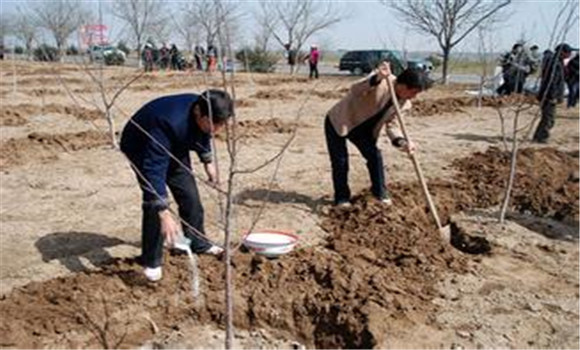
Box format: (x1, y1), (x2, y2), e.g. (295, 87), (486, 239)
(0, 61), (578, 349)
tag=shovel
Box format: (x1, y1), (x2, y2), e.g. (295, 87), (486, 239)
(385, 76), (448, 238)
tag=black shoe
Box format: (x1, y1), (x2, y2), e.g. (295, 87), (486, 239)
(532, 137), (548, 144)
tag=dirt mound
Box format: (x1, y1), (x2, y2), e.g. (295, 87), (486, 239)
(1, 103), (102, 123)
(0, 147), (577, 348)
(235, 99), (257, 108)
(17, 76), (86, 86)
(453, 147), (579, 225)
(312, 89), (345, 100)
(251, 88), (346, 101)
(256, 77), (309, 86)
(13, 66), (81, 76)
(215, 118), (305, 140)
(251, 90), (296, 101)
(31, 88), (63, 96)
(412, 95), (537, 117)
(237, 118), (299, 136)
(0, 109), (27, 126)
(0, 131), (110, 169)
(131, 84), (155, 91)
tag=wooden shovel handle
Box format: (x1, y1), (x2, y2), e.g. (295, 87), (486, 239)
(385, 76), (443, 231)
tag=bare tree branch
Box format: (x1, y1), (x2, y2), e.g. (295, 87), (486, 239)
(257, 0), (344, 73)
(31, 0), (91, 59)
(384, 0), (512, 84)
(111, 0), (168, 67)
(11, 6), (37, 59)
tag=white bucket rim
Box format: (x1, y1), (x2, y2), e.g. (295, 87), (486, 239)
(243, 230), (299, 247)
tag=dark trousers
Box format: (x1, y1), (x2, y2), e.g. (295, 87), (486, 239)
(324, 116), (385, 204)
(567, 81), (579, 108)
(309, 62), (319, 79)
(497, 73), (526, 95)
(533, 100), (556, 142)
(128, 154), (211, 268)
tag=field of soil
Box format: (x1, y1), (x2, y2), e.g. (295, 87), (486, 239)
(0, 61), (578, 349)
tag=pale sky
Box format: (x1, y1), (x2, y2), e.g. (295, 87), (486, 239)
(328, 0), (579, 52)
(1, 0), (578, 54)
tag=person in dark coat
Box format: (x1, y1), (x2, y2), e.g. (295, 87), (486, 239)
(169, 44), (180, 70)
(142, 43), (155, 72)
(497, 43), (534, 95)
(120, 90), (234, 281)
(533, 43), (572, 143)
(159, 43), (170, 70)
(194, 45), (205, 71)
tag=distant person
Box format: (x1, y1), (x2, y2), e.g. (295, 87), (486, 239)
(324, 62), (432, 207)
(169, 44), (179, 70)
(207, 45), (217, 72)
(305, 44), (320, 79)
(497, 43), (533, 95)
(529, 44), (541, 75)
(285, 43), (297, 73)
(566, 53), (579, 108)
(533, 43), (572, 143)
(120, 90), (234, 281)
(142, 43), (154, 72)
(194, 45), (205, 71)
(159, 43), (170, 70)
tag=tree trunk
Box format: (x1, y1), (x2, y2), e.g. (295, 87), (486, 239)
(499, 113), (520, 223)
(224, 174), (235, 349)
(136, 39), (142, 69)
(26, 41), (33, 61)
(57, 41), (64, 63)
(442, 47), (450, 85)
(478, 75), (485, 108)
(106, 110), (118, 149)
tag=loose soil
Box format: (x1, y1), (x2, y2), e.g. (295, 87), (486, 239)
(0, 147), (576, 349)
(213, 118), (308, 141)
(412, 95), (537, 117)
(251, 90), (297, 101)
(0, 131), (110, 169)
(1, 103), (103, 125)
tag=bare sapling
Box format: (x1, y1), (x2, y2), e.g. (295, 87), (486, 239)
(497, 2), (577, 223)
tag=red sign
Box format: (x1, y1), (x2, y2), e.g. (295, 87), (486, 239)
(80, 25), (108, 47)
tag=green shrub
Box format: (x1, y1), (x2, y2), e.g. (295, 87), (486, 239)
(33, 44), (59, 62)
(104, 50), (125, 66)
(117, 41), (131, 56)
(66, 45), (79, 55)
(427, 54), (443, 70)
(235, 47), (279, 73)
(14, 46), (24, 54)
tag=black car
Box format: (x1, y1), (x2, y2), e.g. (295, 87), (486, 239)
(339, 50), (406, 75)
(339, 50), (432, 76)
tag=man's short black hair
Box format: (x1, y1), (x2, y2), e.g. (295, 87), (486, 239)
(530, 45), (539, 50)
(555, 43), (572, 54)
(396, 68), (433, 91)
(198, 89), (234, 124)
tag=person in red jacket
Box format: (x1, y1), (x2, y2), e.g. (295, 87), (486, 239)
(305, 44), (320, 79)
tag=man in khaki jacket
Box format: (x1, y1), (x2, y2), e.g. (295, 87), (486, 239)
(324, 62), (432, 207)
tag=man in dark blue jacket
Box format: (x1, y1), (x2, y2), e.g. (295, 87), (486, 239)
(121, 90), (233, 281)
